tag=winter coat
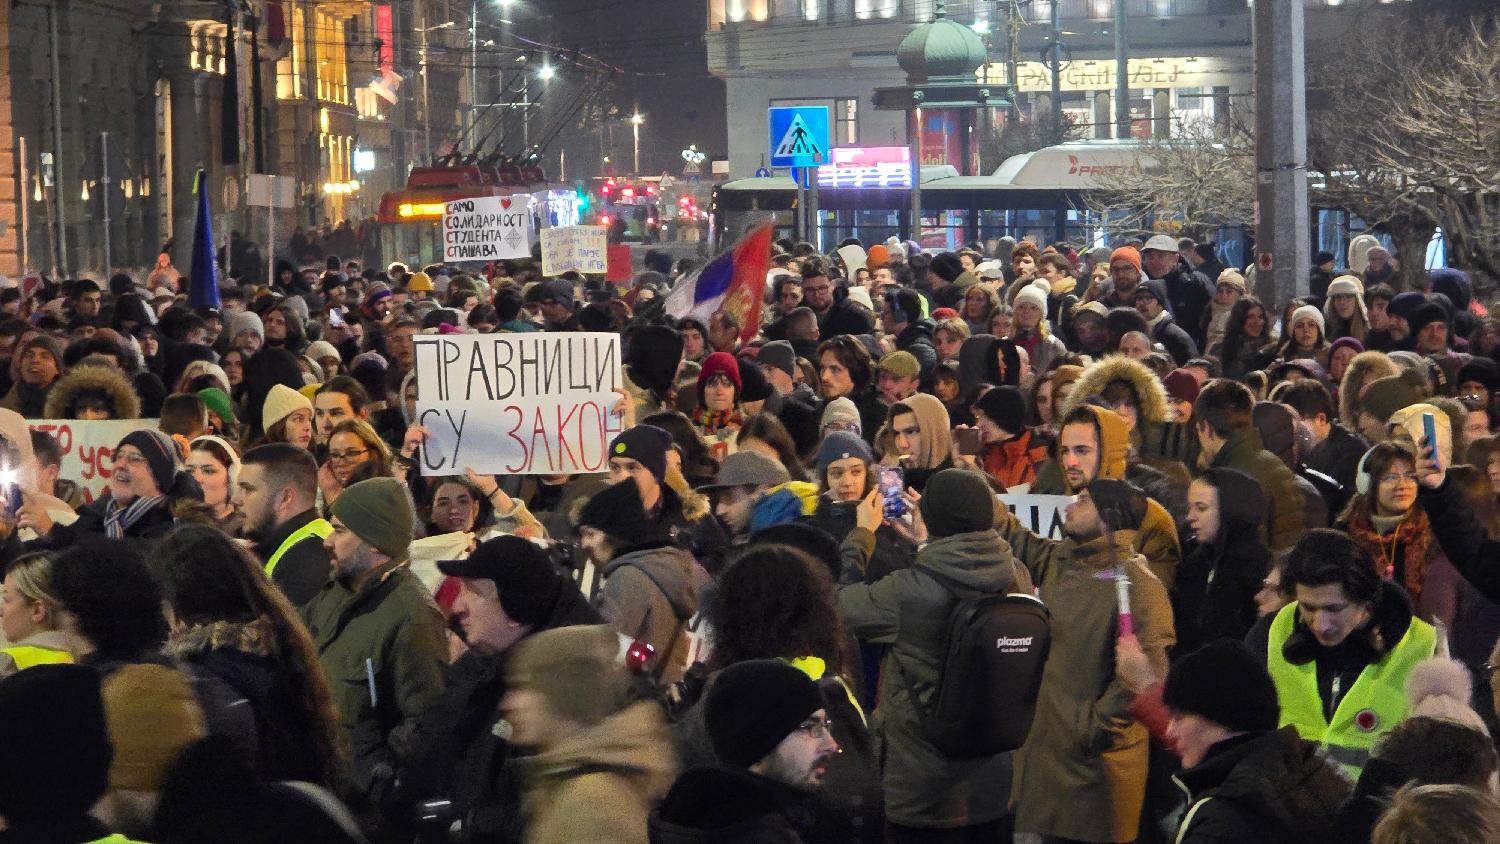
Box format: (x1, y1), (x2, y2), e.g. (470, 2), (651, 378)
(931, 270), (981, 311)
(1172, 511), (1273, 657)
(597, 541), (699, 684)
(0, 380), (52, 418)
(893, 320), (938, 379)
(43, 362), (142, 420)
(1010, 329), (1068, 376)
(36, 488), (179, 554)
(1158, 264), (1216, 348)
(1172, 728), (1351, 844)
(978, 429), (1050, 490)
(1148, 311), (1199, 366)
(650, 766), (813, 844)
(1207, 428), (1306, 554)
(301, 560), (448, 796)
(166, 617), (333, 786)
(249, 508), (332, 607)
(1006, 529), (1175, 843)
(521, 701), (676, 844)
(805, 498), (916, 584)
(1306, 424), (1369, 495)
(836, 528), (1029, 828)
(816, 297), (875, 340)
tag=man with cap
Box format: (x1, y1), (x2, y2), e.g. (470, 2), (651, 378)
(650, 659), (840, 843)
(837, 468), (1030, 841)
(703, 450), (811, 541)
(536, 279), (578, 331)
(1141, 233), (1215, 348)
(1124, 640), (1351, 844)
(963, 384), (1049, 489)
(876, 351), (921, 406)
(926, 251), (979, 311)
(758, 340), (822, 455)
(1407, 301), (1451, 356)
(301, 476), (447, 806)
(1008, 478), (1175, 844)
(1096, 246), (1145, 310)
(235, 443), (332, 605)
(400, 535), (603, 842)
(1133, 278), (1198, 365)
(607, 423), (701, 543)
(576, 479), (699, 683)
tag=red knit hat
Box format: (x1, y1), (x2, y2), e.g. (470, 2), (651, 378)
(1109, 246), (1142, 272)
(698, 351), (742, 397)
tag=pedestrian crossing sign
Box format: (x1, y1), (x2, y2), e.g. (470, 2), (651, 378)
(769, 106), (830, 168)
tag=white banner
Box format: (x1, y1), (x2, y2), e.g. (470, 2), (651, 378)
(28, 419), (159, 504)
(412, 332), (624, 475)
(999, 493), (1072, 540)
(540, 225), (608, 276)
(442, 196), (533, 262)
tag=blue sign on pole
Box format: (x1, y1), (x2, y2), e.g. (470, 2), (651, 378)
(755, 167), (771, 178)
(768, 106), (830, 169)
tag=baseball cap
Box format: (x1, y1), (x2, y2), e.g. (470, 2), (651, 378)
(701, 451), (789, 491)
(1142, 234), (1179, 253)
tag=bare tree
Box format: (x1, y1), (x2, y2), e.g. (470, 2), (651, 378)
(1085, 116), (1255, 242)
(980, 109), (1082, 174)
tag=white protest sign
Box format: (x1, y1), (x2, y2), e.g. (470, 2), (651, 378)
(442, 195), (533, 262)
(540, 225), (608, 276)
(28, 419), (159, 504)
(999, 493), (1071, 540)
(412, 332), (624, 475)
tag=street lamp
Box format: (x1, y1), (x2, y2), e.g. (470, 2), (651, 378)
(630, 113), (644, 175)
(537, 62), (555, 81)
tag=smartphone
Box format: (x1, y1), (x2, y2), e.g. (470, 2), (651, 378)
(1423, 412), (1441, 472)
(328, 306), (346, 328)
(955, 427), (983, 456)
(879, 466), (906, 519)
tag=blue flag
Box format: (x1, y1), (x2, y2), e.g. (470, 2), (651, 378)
(189, 168), (221, 309)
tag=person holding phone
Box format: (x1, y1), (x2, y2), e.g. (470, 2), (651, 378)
(806, 432), (921, 586)
(957, 385), (1051, 490)
(881, 394), (956, 494)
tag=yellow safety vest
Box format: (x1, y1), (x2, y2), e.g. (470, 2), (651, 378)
(88, 835), (153, 843)
(1266, 602), (1435, 777)
(264, 518), (333, 578)
(0, 644), (73, 670)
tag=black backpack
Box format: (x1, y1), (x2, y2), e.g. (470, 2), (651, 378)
(894, 588), (1052, 757)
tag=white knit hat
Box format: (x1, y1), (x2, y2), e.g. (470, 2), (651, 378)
(262, 383), (312, 433)
(1290, 304), (1325, 335)
(1327, 275), (1363, 299)
(305, 340), (341, 363)
(844, 286), (874, 312)
(1013, 281), (1050, 314)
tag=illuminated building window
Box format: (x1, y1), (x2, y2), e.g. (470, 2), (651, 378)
(276, 6), (306, 99)
(314, 11), (350, 104)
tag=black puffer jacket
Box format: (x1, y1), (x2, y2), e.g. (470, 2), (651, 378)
(1158, 264), (1216, 348)
(650, 766), (812, 844)
(1172, 727), (1352, 844)
(1172, 468), (1273, 657)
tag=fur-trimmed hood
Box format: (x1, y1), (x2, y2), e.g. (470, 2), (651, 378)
(1337, 350), (1400, 426)
(1058, 354), (1169, 426)
(165, 617), (276, 660)
(43, 360), (142, 419)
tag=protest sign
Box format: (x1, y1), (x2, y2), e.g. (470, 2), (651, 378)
(412, 332), (624, 475)
(998, 493), (1071, 540)
(540, 225), (608, 275)
(606, 244), (633, 282)
(28, 419), (157, 504)
(442, 196), (533, 262)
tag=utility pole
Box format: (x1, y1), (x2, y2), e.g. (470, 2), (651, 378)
(1253, 0), (1310, 306)
(1113, 0), (1130, 138)
(1048, 0), (1062, 129)
(470, 1), (478, 147)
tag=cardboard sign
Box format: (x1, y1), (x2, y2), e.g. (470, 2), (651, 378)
(28, 419), (159, 504)
(606, 244), (633, 282)
(998, 493), (1072, 540)
(539, 225), (607, 275)
(412, 332), (624, 475)
(442, 196), (532, 262)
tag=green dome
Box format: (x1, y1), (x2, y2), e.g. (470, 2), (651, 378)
(896, 12), (988, 84)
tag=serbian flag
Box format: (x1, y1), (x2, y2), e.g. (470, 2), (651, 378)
(663, 220), (774, 345)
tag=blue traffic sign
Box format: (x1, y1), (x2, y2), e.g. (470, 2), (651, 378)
(755, 167), (771, 178)
(768, 106), (830, 168)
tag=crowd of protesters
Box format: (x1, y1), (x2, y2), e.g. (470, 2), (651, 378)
(0, 227), (1498, 844)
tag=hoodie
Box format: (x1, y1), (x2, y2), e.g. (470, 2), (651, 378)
(598, 542), (700, 684)
(42, 362), (143, 420)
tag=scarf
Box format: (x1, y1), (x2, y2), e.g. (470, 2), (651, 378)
(1343, 496), (1433, 607)
(691, 406), (744, 436)
(103, 493), (167, 539)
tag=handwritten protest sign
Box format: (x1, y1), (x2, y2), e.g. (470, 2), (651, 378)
(539, 225), (607, 276)
(412, 332), (624, 475)
(28, 419), (157, 503)
(442, 196), (533, 262)
(999, 493), (1071, 540)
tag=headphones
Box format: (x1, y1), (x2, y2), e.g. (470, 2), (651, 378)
(884, 291), (910, 324)
(1355, 447), (1375, 496)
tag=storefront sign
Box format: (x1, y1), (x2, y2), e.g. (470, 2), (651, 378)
(981, 57), (1237, 93)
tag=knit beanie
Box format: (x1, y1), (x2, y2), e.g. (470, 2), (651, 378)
(1162, 369), (1201, 405)
(1215, 269), (1247, 292)
(1360, 373), (1427, 424)
(226, 310), (264, 343)
(1406, 302), (1448, 337)
(698, 352), (742, 401)
(608, 424), (673, 483)
(507, 625), (629, 727)
(865, 244), (890, 270)
(1086, 478), (1147, 533)
(919, 469), (995, 538)
(1326, 275), (1363, 299)
(1013, 281), (1050, 315)
(1162, 639), (1280, 733)
(1109, 246), (1142, 272)
(1387, 291), (1427, 322)
(306, 339), (341, 363)
(20, 334), (65, 371)
(1135, 278), (1171, 308)
(1290, 304), (1325, 336)
(815, 430), (874, 477)
(705, 659), (825, 768)
(101, 663), (209, 791)
(0, 664), (113, 821)
(330, 477), (415, 559)
(118, 428), (183, 493)
(877, 351), (920, 380)
(820, 397), (861, 437)
(975, 385), (1027, 436)
(757, 340), (797, 378)
(625, 325), (683, 396)
(737, 358), (774, 403)
(262, 382), (313, 434)
(1458, 357), (1500, 395)
(575, 478), (660, 547)
(1405, 658), (1490, 736)
(1328, 336), (1365, 361)
(928, 252), (964, 283)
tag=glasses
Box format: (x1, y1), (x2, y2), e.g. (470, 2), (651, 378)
(797, 716), (833, 739)
(115, 453), (149, 466)
(1380, 472), (1419, 485)
(328, 448), (371, 463)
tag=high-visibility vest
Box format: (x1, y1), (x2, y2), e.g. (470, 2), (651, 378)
(0, 644), (73, 670)
(264, 518), (333, 578)
(87, 835), (153, 843)
(1266, 602), (1435, 776)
